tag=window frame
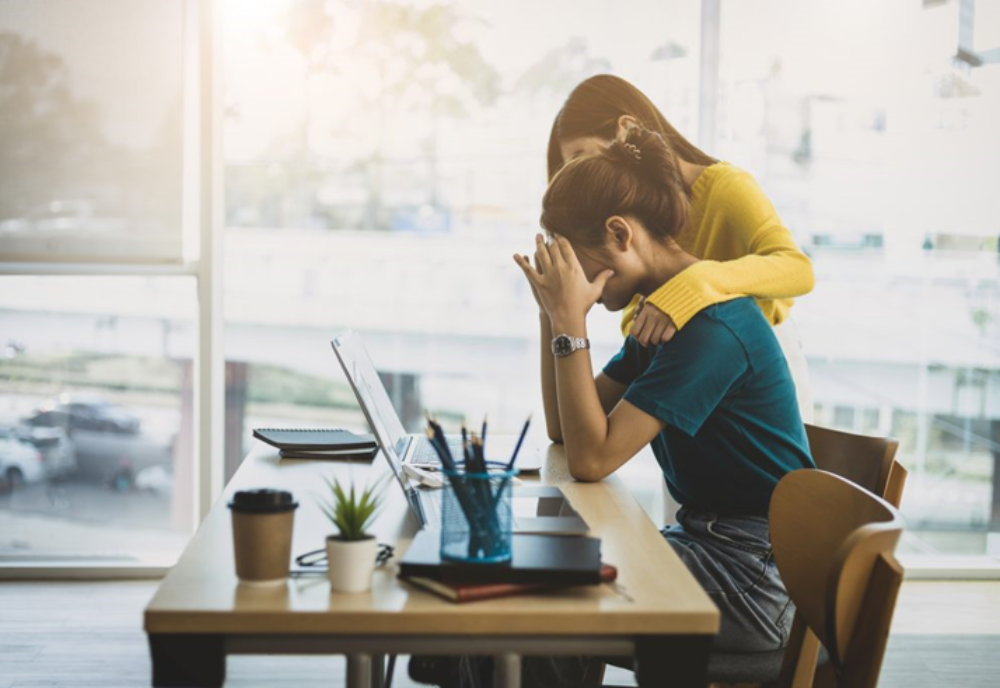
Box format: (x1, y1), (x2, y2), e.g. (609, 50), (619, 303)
(0, 0), (225, 578)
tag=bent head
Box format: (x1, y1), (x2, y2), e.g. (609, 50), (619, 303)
(540, 127), (691, 312)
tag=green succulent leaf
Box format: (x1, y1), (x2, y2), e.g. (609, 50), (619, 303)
(316, 472), (390, 540)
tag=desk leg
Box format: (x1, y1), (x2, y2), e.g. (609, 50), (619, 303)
(371, 654), (386, 688)
(494, 653), (521, 688)
(148, 634), (225, 688)
(634, 635), (710, 688)
(347, 653), (372, 688)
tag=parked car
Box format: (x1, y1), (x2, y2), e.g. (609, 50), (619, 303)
(26, 393), (141, 435)
(24, 394), (171, 489)
(0, 425), (75, 478)
(0, 435), (45, 492)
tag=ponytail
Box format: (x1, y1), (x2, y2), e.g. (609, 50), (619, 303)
(541, 126), (690, 248)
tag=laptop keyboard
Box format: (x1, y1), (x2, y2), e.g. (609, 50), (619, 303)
(410, 436), (465, 467)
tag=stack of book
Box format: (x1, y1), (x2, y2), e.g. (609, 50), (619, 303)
(252, 428), (377, 460)
(398, 530), (617, 603)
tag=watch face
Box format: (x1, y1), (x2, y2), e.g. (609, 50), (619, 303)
(553, 335), (573, 356)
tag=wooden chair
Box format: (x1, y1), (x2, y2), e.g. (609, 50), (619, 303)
(804, 424), (907, 509)
(702, 469), (904, 688)
(771, 469), (904, 687)
(600, 425), (909, 688)
(706, 426), (908, 687)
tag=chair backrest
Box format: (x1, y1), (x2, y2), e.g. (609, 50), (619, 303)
(771, 469), (904, 688)
(805, 424), (907, 508)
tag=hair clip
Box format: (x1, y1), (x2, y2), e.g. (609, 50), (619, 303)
(622, 142), (642, 163)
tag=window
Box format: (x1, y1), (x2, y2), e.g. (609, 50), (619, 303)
(0, 0), (202, 570)
(0, 276), (196, 564)
(5, 0), (996, 574)
(0, 0), (186, 264)
(221, 0), (702, 521)
(716, 0), (1000, 560)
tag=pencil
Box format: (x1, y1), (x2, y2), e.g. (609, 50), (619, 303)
(427, 417), (456, 471)
(425, 428), (456, 473)
(471, 434), (485, 473)
(461, 424), (470, 467)
(505, 416), (531, 471)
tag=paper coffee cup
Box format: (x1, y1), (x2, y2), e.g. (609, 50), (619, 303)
(229, 489), (298, 584)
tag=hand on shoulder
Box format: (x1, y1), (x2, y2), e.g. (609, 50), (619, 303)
(631, 297), (677, 347)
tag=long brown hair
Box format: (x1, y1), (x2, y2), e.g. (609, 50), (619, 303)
(546, 74), (716, 183)
(541, 127), (690, 248)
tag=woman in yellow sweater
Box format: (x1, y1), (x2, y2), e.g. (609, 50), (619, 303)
(547, 74), (815, 421)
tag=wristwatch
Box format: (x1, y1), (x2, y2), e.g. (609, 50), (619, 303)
(551, 333), (590, 357)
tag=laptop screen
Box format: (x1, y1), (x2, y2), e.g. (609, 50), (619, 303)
(331, 331), (411, 483)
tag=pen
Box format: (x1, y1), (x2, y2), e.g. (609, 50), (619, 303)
(505, 416), (531, 471)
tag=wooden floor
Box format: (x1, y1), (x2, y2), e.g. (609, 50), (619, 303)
(0, 580), (998, 687)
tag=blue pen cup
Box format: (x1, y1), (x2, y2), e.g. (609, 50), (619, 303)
(440, 462), (518, 564)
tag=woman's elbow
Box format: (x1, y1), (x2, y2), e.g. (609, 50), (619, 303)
(568, 455), (608, 483)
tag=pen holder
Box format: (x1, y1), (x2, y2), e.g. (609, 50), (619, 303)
(440, 462), (517, 564)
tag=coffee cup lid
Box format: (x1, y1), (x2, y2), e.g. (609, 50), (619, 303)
(228, 489), (298, 514)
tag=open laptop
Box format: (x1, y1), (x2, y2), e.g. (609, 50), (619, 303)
(331, 330), (589, 535)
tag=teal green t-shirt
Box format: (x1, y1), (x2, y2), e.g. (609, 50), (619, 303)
(603, 298), (814, 516)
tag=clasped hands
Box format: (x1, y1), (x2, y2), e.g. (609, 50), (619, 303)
(513, 233), (676, 346)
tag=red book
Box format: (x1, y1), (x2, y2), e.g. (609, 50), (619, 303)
(403, 563), (618, 603)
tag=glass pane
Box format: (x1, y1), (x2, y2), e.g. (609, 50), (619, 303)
(222, 0), (702, 500)
(0, 276), (196, 564)
(717, 0), (1000, 558)
(0, 1), (185, 263)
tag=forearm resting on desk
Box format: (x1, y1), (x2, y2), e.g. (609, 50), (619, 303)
(549, 315), (662, 483)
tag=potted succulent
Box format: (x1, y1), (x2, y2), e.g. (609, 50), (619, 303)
(318, 474), (389, 593)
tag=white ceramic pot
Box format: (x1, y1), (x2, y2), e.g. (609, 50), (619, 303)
(325, 535), (377, 593)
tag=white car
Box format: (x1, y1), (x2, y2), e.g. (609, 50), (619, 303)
(0, 436), (45, 491)
(0, 426), (75, 479)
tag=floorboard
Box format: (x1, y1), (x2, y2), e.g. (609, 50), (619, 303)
(0, 580), (996, 686)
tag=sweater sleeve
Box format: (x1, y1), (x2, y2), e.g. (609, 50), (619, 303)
(625, 171), (814, 334)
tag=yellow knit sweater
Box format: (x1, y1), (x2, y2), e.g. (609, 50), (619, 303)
(621, 162), (814, 336)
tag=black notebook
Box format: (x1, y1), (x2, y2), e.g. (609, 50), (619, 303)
(253, 427), (377, 453)
(398, 530), (603, 586)
(278, 446), (378, 461)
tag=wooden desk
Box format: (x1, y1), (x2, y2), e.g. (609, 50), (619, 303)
(144, 442), (719, 687)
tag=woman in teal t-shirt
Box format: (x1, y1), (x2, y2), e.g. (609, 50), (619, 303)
(510, 126), (815, 686)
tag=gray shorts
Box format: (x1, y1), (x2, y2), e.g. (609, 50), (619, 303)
(663, 507), (794, 653)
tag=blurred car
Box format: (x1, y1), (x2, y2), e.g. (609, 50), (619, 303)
(27, 393), (141, 435)
(24, 394), (171, 489)
(0, 425), (75, 478)
(0, 435), (45, 492)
